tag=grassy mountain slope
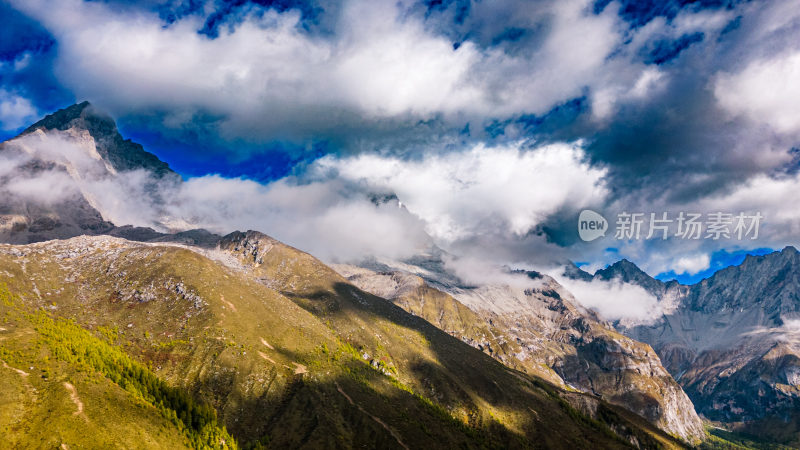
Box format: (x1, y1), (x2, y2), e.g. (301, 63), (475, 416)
(0, 285), (216, 449)
(0, 234), (684, 448)
(333, 263), (704, 444)
(331, 264), (565, 384)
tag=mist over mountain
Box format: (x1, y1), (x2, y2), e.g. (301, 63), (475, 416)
(569, 253), (800, 446)
(0, 109), (698, 448)
(5, 0), (800, 447)
(22, 101), (177, 178)
(333, 257), (706, 443)
(0, 102), (434, 260)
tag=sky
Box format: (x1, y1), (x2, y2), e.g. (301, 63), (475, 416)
(2, 0), (800, 285)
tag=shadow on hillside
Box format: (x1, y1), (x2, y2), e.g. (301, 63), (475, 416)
(275, 281), (679, 449)
(186, 350), (646, 450)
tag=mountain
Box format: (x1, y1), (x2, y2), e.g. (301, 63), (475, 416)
(21, 101), (177, 178)
(334, 256), (706, 444)
(595, 260), (676, 297)
(0, 233), (686, 449)
(589, 251), (800, 446)
(0, 104), (693, 448)
(0, 102), (212, 245)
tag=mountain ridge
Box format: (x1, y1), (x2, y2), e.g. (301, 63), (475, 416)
(335, 256), (706, 443)
(585, 251), (800, 446)
(21, 101), (178, 179)
(0, 231), (687, 449)
(0, 104), (693, 447)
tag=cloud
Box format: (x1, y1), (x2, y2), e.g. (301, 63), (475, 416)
(312, 141), (608, 242)
(550, 269), (663, 324)
(2, 130), (169, 224)
(1, 128), (613, 268)
(2, 128), (433, 261)
(672, 253), (711, 275)
(715, 50), (800, 135)
(693, 171), (800, 245)
(442, 254), (548, 289)
(168, 175), (433, 261)
(0, 90), (38, 131)
(159, 141), (609, 263)
(5, 0), (635, 143)
(1, 164), (78, 205)
(742, 319), (800, 344)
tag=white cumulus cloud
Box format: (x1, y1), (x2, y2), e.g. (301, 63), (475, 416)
(0, 90), (38, 131)
(312, 142), (609, 242)
(715, 51), (800, 135)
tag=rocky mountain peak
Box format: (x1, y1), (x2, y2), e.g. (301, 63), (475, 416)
(217, 230), (284, 266)
(21, 101), (177, 179)
(0, 102), (186, 243)
(561, 262), (594, 281)
(595, 258), (666, 295)
(22, 100), (97, 132)
(596, 259), (647, 280)
(619, 247), (800, 440)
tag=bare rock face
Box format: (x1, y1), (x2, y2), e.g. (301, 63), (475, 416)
(597, 249), (800, 445)
(0, 102), (183, 244)
(0, 131), (116, 243)
(21, 101), (177, 178)
(335, 259), (706, 444)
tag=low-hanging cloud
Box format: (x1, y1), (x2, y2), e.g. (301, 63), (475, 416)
(1, 131), (173, 226)
(5, 0), (800, 282)
(1, 130), (615, 266)
(2, 128), (434, 261)
(550, 269), (664, 325)
(167, 175), (434, 262)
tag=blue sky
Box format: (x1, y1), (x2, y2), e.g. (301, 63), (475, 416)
(1, 0), (799, 279)
(654, 247), (776, 284)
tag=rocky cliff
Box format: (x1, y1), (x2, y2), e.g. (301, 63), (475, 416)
(591, 250), (800, 446)
(334, 257), (705, 444)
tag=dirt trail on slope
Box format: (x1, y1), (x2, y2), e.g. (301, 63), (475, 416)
(220, 294), (237, 312)
(1, 359), (29, 377)
(63, 382), (86, 419)
(257, 351), (277, 364)
(292, 362), (307, 375)
(335, 382), (409, 450)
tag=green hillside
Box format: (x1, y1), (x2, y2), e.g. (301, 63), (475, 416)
(0, 235), (687, 448)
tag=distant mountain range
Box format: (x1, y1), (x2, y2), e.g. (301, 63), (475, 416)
(1, 102), (798, 448)
(581, 253), (800, 445)
(339, 247), (800, 447)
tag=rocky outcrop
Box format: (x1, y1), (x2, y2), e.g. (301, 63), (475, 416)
(21, 101), (177, 178)
(335, 260), (706, 444)
(0, 102), (191, 244)
(592, 249), (800, 445)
